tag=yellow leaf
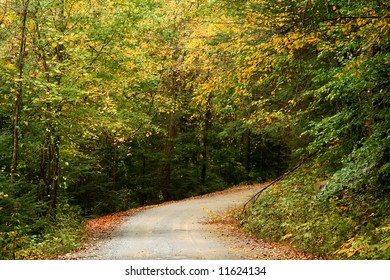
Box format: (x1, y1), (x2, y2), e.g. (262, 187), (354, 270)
(2, 63), (15, 70)
(382, 241), (390, 251)
(281, 233), (293, 241)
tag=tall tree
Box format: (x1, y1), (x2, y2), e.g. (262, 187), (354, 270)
(10, 0), (30, 183)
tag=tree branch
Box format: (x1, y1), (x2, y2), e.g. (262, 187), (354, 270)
(242, 152), (317, 214)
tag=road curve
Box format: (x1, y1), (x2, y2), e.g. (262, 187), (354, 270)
(90, 186), (265, 260)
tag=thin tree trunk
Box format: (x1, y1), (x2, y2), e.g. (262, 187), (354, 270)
(11, 0), (30, 183)
(112, 144), (118, 190)
(242, 129), (251, 178)
(139, 154), (147, 205)
(160, 45), (181, 200)
(201, 93), (212, 185)
(47, 125), (60, 215)
(161, 111), (177, 201)
(32, 2), (64, 216)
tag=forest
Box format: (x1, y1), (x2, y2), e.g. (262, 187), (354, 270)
(0, 0), (389, 259)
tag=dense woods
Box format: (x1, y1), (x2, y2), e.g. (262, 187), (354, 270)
(1, 0), (389, 259)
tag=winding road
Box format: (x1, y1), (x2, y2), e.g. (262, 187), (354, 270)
(85, 185), (265, 260)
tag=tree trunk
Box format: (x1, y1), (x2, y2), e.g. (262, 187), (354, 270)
(47, 124), (60, 215)
(161, 112), (177, 201)
(32, 2), (64, 217)
(242, 129), (251, 178)
(112, 144), (118, 190)
(201, 93), (212, 185)
(160, 42), (181, 200)
(11, 0), (30, 183)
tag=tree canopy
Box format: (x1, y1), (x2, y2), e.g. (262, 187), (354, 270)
(1, 0), (389, 259)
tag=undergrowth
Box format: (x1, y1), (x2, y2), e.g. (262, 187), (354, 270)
(0, 203), (86, 260)
(238, 178), (390, 259)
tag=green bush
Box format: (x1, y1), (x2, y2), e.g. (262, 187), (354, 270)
(0, 191), (85, 260)
(239, 178), (390, 259)
(15, 203), (86, 260)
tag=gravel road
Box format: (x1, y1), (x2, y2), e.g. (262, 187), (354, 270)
(79, 185), (265, 260)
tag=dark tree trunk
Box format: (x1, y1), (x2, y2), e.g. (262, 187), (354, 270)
(242, 129), (251, 178)
(201, 93), (212, 185)
(32, 2), (65, 217)
(161, 112), (177, 201)
(47, 125), (60, 215)
(11, 0), (30, 183)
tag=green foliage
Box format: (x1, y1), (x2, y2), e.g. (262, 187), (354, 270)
(0, 191), (24, 260)
(0, 194), (85, 260)
(240, 179), (390, 259)
(15, 203), (85, 260)
(0, 0), (388, 259)
(234, 0), (389, 260)
(0, 230), (27, 260)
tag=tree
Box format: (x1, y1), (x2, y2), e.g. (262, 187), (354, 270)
(10, 0), (30, 183)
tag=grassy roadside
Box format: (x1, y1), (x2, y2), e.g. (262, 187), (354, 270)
(234, 180), (390, 260)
